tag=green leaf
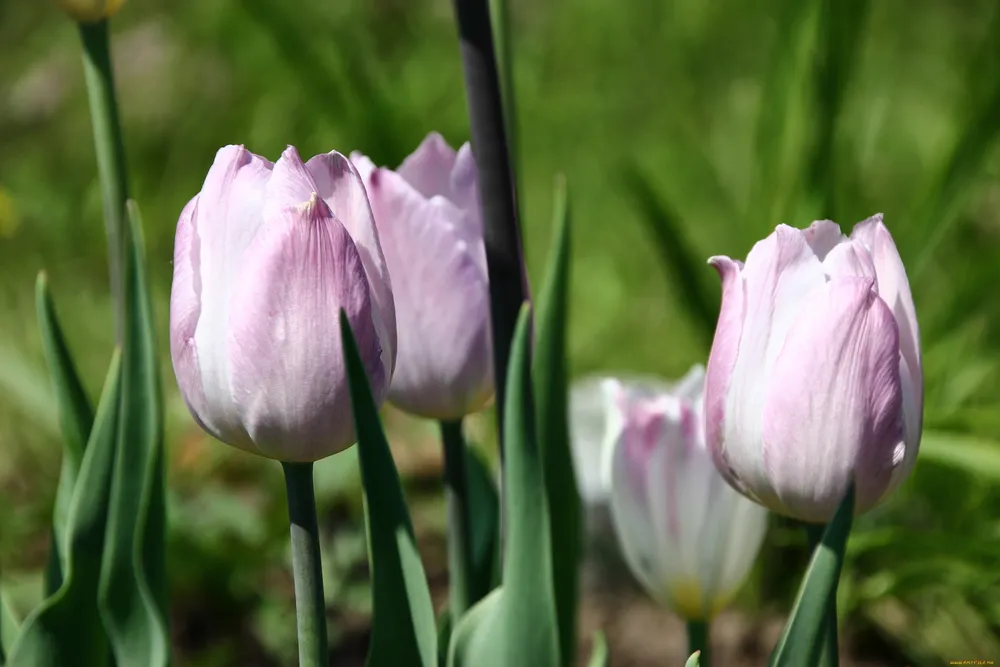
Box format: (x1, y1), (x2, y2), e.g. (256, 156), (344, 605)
(437, 608), (452, 667)
(919, 431), (1000, 480)
(98, 201), (169, 667)
(339, 311), (437, 667)
(623, 164), (718, 350)
(768, 484), (856, 667)
(463, 447), (500, 594)
(585, 631), (607, 667)
(684, 651), (702, 667)
(448, 304), (561, 667)
(7, 351), (121, 667)
(1, 587), (20, 665)
(532, 175), (580, 667)
(35, 272), (96, 596)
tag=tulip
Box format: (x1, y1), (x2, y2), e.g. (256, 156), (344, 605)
(607, 365), (769, 621)
(55, 0), (125, 22)
(351, 133), (492, 420)
(705, 215), (923, 523)
(170, 145), (397, 462)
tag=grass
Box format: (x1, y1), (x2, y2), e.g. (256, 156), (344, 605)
(2, 0), (1000, 665)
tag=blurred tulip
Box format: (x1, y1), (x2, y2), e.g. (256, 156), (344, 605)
(170, 145), (396, 462)
(351, 133), (493, 420)
(705, 215), (923, 523)
(55, 0), (124, 22)
(607, 365), (768, 621)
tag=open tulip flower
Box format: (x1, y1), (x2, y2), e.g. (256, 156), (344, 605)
(705, 215), (923, 523)
(351, 133), (493, 420)
(607, 366), (769, 621)
(170, 145), (396, 462)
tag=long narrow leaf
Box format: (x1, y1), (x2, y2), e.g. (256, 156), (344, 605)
(623, 165), (718, 349)
(1, 586), (19, 665)
(7, 351), (122, 667)
(585, 631), (607, 667)
(340, 311), (437, 667)
(532, 176), (579, 667)
(768, 485), (856, 667)
(98, 201), (169, 667)
(35, 273), (95, 596)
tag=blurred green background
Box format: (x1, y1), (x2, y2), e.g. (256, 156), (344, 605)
(3, 0), (1000, 664)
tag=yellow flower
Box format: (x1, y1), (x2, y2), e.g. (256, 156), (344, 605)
(53, 0), (126, 23)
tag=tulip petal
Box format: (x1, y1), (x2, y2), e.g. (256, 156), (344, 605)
(719, 226), (827, 505)
(802, 219), (844, 260)
(851, 214), (922, 409)
(365, 167), (492, 418)
(227, 196), (384, 461)
(308, 151), (398, 381)
(265, 146), (319, 215)
(763, 277), (904, 521)
(170, 195), (213, 435)
(396, 132), (459, 200)
(704, 256), (745, 487)
(191, 145), (273, 447)
(822, 238), (877, 282)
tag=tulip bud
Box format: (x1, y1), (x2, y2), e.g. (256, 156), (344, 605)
(55, 0), (125, 22)
(705, 215), (923, 523)
(607, 366), (768, 621)
(351, 133), (492, 420)
(169, 145), (397, 462)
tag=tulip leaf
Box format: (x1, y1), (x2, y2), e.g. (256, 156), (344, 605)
(533, 175), (581, 667)
(98, 201), (170, 667)
(35, 273), (96, 597)
(585, 631), (608, 667)
(340, 311), (437, 667)
(7, 350), (121, 667)
(448, 304), (561, 667)
(463, 445), (500, 594)
(437, 608), (452, 667)
(768, 484), (856, 667)
(684, 651), (702, 667)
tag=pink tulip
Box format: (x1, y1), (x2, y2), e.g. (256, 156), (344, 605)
(705, 215), (923, 522)
(608, 366), (768, 620)
(351, 133), (493, 420)
(170, 145), (396, 462)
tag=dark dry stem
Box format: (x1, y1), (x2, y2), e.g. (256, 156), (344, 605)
(79, 19), (129, 343)
(450, 0), (528, 454)
(282, 461), (329, 667)
(440, 419), (478, 618)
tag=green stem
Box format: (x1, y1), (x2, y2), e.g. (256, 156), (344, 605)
(686, 620), (710, 667)
(805, 523), (839, 667)
(441, 419), (477, 618)
(79, 19), (129, 342)
(282, 462), (329, 667)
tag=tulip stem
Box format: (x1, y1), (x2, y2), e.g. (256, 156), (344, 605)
(805, 523), (839, 667)
(686, 620), (710, 667)
(441, 419), (477, 618)
(79, 19), (129, 343)
(281, 462), (329, 667)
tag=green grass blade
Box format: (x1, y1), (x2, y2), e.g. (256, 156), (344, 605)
(684, 651), (702, 667)
(803, 0), (870, 217)
(339, 311), (437, 667)
(585, 631), (607, 667)
(98, 201), (169, 667)
(7, 351), (121, 667)
(35, 273), (95, 596)
(623, 165), (718, 349)
(532, 176), (580, 667)
(768, 484), (856, 667)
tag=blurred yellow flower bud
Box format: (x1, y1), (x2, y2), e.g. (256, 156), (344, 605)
(54, 0), (125, 23)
